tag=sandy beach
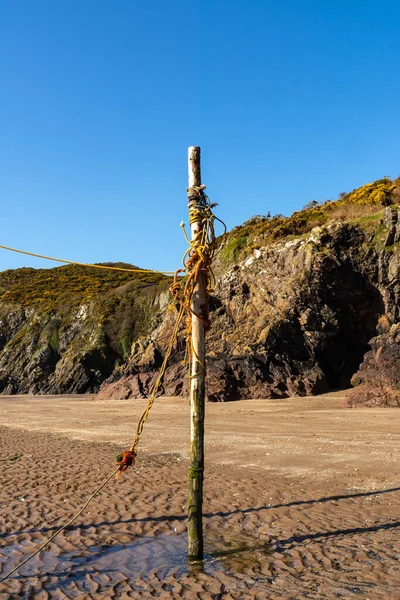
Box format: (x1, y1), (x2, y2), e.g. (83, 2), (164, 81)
(0, 392), (399, 599)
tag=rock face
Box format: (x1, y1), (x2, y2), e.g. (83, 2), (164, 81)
(99, 220), (400, 402)
(346, 323), (400, 407)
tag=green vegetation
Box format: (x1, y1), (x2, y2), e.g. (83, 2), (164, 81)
(120, 333), (132, 359)
(220, 235), (248, 263)
(45, 319), (60, 352)
(220, 176), (400, 262)
(350, 211), (384, 228)
(0, 263), (168, 311)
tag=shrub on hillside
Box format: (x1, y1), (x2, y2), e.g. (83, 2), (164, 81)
(220, 176), (400, 262)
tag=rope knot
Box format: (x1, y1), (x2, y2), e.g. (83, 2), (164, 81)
(170, 269), (184, 302)
(187, 184), (206, 200)
(116, 450), (136, 478)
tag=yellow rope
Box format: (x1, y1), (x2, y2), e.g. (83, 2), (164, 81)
(128, 303), (186, 455)
(0, 244), (177, 276)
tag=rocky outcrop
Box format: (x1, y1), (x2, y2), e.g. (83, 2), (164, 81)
(99, 220), (400, 401)
(382, 206), (400, 247)
(346, 323), (400, 407)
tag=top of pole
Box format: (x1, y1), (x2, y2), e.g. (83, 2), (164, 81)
(188, 146), (201, 188)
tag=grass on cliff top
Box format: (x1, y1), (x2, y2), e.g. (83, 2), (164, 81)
(0, 263), (169, 310)
(220, 176), (400, 263)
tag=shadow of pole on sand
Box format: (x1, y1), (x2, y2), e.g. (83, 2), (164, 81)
(273, 520), (400, 550)
(204, 485), (400, 519)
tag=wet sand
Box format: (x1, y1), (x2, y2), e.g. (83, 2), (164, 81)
(0, 392), (399, 599)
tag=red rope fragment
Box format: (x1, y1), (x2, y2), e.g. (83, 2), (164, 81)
(116, 450), (136, 478)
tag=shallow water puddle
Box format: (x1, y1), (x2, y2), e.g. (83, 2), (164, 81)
(0, 531), (272, 595)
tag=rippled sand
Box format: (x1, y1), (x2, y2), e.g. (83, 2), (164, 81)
(0, 394), (399, 598)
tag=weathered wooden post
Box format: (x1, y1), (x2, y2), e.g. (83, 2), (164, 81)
(187, 146), (206, 562)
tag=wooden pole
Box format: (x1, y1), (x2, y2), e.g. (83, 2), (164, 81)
(187, 146), (206, 562)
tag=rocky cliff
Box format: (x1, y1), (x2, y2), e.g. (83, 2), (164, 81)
(98, 177), (400, 402)
(1, 177), (400, 402)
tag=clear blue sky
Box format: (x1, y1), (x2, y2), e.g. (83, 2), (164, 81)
(1, 0), (399, 272)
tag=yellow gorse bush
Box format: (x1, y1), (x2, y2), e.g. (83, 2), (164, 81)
(220, 176), (400, 262)
(0, 264), (167, 311)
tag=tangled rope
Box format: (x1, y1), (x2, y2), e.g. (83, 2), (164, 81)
(179, 186), (224, 367)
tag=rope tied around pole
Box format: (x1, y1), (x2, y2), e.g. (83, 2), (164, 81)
(181, 184), (219, 360)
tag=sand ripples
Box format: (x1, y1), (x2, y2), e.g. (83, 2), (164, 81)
(1, 426), (399, 599)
